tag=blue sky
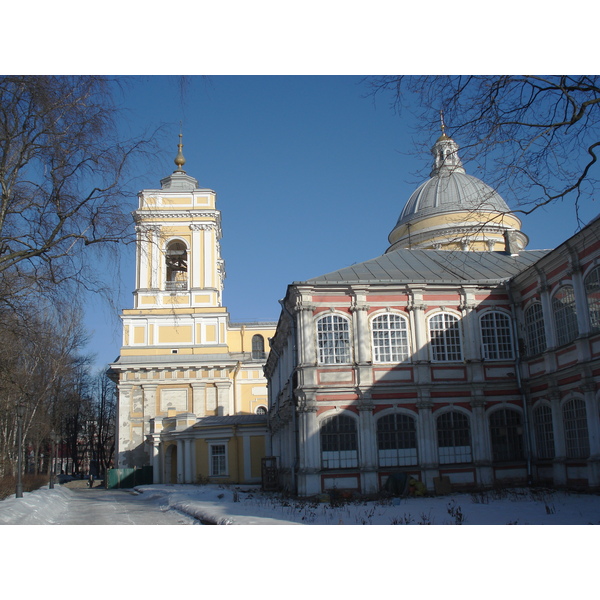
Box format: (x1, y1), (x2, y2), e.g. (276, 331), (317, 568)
(83, 75), (600, 370)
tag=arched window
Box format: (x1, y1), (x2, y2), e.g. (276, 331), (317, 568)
(376, 413), (417, 466)
(371, 313), (410, 363)
(317, 314), (351, 364)
(489, 409), (524, 462)
(533, 404), (555, 460)
(255, 405), (268, 415)
(251, 334), (265, 360)
(525, 303), (547, 356)
(552, 285), (578, 346)
(165, 240), (188, 290)
(436, 411), (472, 464)
(480, 311), (514, 360)
(562, 398), (590, 459)
(585, 266), (600, 331)
(428, 313), (463, 361)
(320, 414), (358, 469)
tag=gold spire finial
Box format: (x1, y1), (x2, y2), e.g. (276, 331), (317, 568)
(174, 131), (186, 172)
(440, 109), (446, 135)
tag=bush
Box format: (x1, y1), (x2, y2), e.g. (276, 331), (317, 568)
(0, 475), (50, 500)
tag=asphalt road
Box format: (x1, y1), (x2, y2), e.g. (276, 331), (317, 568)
(52, 487), (199, 525)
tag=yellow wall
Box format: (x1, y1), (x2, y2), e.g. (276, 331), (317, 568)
(250, 435), (265, 479)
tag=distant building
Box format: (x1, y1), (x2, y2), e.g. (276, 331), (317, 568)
(109, 138), (276, 485)
(265, 131), (600, 496)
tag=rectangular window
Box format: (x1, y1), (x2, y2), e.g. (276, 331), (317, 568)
(210, 443), (227, 476)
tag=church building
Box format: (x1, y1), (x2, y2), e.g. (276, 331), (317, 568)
(265, 131), (600, 496)
(109, 138), (277, 485)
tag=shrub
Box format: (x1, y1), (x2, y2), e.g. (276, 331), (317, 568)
(0, 475), (49, 500)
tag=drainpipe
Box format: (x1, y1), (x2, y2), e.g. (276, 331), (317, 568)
(279, 297), (298, 493)
(506, 281), (533, 485)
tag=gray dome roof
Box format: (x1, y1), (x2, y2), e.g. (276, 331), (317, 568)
(396, 170), (511, 227)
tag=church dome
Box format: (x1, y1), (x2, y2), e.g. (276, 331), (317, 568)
(397, 171), (511, 226)
(387, 131), (528, 253)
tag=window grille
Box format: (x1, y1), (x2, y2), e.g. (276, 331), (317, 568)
(320, 414), (358, 469)
(562, 398), (590, 459)
(585, 266), (600, 332)
(552, 285), (578, 346)
(377, 413), (418, 466)
(525, 303), (547, 356)
(251, 334), (266, 360)
(489, 409), (524, 462)
(255, 406), (267, 415)
(210, 444), (227, 476)
(429, 313), (463, 361)
(372, 313), (410, 363)
(436, 411), (472, 464)
(481, 312), (514, 360)
(317, 314), (351, 364)
(533, 404), (555, 460)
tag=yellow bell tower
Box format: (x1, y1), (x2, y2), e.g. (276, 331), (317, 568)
(111, 137), (276, 476)
(122, 134), (228, 357)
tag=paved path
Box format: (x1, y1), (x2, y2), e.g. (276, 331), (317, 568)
(46, 487), (198, 525)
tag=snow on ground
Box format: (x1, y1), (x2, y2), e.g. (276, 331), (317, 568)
(1, 483), (597, 598)
(2, 482), (600, 525)
(133, 483), (600, 525)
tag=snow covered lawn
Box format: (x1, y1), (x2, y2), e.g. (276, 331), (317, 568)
(2, 482), (600, 525)
(133, 483), (600, 525)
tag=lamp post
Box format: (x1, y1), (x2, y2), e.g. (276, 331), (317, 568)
(49, 431), (56, 489)
(15, 402), (25, 499)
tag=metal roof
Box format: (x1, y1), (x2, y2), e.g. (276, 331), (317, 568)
(192, 414), (267, 428)
(302, 248), (550, 286)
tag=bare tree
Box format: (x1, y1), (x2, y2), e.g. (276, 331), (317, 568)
(0, 75), (158, 306)
(369, 76), (600, 227)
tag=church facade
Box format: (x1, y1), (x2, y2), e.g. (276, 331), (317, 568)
(265, 132), (600, 496)
(109, 138), (276, 485)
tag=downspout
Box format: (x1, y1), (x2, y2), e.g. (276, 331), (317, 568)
(279, 297), (298, 493)
(506, 281), (533, 485)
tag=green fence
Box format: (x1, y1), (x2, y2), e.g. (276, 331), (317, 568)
(107, 466), (153, 489)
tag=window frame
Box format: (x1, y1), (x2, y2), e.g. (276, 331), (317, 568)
(371, 312), (410, 364)
(533, 403), (555, 460)
(552, 284), (578, 346)
(436, 410), (472, 464)
(165, 238), (189, 291)
(562, 397), (590, 459)
(524, 302), (547, 356)
(480, 310), (514, 360)
(584, 266), (600, 332)
(208, 441), (228, 477)
(251, 334), (266, 360)
(376, 412), (418, 467)
(316, 313), (352, 365)
(428, 312), (463, 362)
(489, 408), (524, 462)
(320, 413), (358, 469)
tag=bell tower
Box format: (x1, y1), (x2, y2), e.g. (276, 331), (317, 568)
(133, 134), (224, 312)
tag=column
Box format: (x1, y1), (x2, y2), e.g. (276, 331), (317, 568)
(215, 381), (232, 416)
(184, 438), (193, 483)
(416, 390), (438, 490)
(150, 434), (161, 484)
(350, 294), (371, 365)
(549, 390), (567, 486)
(296, 303), (316, 366)
(582, 382), (600, 487)
(191, 382), (206, 417)
(470, 393), (493, 486)
(116, 383), (133, 468)
(296, 397), (320, 496)
(176, 439), (184, 484)
(141, 383), (158, 437)
(357, 396), (378, 494)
